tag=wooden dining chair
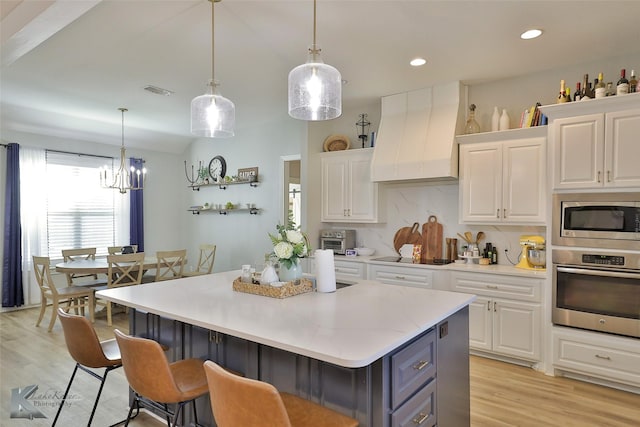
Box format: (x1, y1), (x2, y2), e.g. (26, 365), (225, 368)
(154, 249), (187, 282)
(114, 329), (209, 427)
(32, 256), (95, 332)
(92, 252), (145, 326)
(107, 245), (138, 255)
(183, 244), (216, 277)
(203, 360), (359, 427)
(61, 247), (106, 286)
(53, 309), (124, 426)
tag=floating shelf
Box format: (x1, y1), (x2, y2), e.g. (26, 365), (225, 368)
(188, 207), (260, 215)
(188, 180), (259, 191)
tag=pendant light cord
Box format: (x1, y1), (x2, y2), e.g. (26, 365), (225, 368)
(312, 0), (317, 48)
(211, 0), (216, 83)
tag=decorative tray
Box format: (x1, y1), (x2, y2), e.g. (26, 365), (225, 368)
(232, 277), (313, 299)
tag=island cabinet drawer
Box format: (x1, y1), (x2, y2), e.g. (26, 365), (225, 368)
(391, 378), (436, 427)
(369, 264), (433, 288)
(391, 329), (436, 409)
(450, 271), (542, 302)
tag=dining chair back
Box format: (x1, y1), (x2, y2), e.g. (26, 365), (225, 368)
(61, 247), (100, 285)
(32, 256), (95, 332)
(53, 309), (123, 426)
(183, 244), (216, 277)
(203, 360), (359, 427)
(114, 329), (209, 427)
(93, 252), (145, 326)
(154, 249), (187, 281)
(107, 245), (138, 255)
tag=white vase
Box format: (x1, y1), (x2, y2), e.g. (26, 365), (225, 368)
(499, 109), (510, 131)
(260, 263), (279, 284)
(278, 261), (302, 282)
(491, 106), (500, 132)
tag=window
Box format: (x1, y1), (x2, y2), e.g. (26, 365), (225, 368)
(44, 151), (129, 259)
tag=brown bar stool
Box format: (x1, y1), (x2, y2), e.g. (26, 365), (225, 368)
(203, 360), (359, 427)
(54, 309), (124, 427)
(114, 329), (208, 427)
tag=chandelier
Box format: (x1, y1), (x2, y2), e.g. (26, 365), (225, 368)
(288, 0), (342, 121)
(100, 107), (146, 194)
(191, 0), (235, 138)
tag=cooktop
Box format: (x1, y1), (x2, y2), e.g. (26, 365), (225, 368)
(372, 256), (453, 265)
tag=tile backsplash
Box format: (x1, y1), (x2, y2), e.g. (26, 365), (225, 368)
(338, 181), (545, 265)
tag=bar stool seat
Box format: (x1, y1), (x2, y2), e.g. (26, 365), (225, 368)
(114, 329), (208, 427)
(203, 360), (359, 427)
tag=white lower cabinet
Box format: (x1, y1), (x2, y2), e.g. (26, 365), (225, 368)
(451, 271), (542, 363)
(303, 257), (366, 282)
(368, 264), (433, 288)
(553, 327), (640, 390)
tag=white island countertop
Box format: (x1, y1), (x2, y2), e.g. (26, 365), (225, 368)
(96, 270), (475, 368)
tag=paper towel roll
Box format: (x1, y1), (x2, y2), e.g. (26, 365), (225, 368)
(315, 249), (336, 293)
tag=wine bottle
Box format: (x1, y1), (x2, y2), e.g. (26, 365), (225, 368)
(565, 87), (571, 102)
(464, 104), (480, 134)
(617, 69), (630, 95)
(557, 80), (567, 103)
(606, 82), (615, 97)
(581, 74), (593, 99)
(630, 70), (637, 93)
(574, 82), (581, 101)
(595, 73), (606, 99)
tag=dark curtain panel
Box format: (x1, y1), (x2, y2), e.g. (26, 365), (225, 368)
(129, 158), (144, 252)
(2, 143), (24, 307)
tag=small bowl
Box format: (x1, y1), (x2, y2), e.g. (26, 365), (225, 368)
(454, 259), (466, 264)
(355, 248), (375, 256)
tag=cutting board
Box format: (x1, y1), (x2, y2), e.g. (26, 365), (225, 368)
(393, 222), (422, 254)
(421, 215), (443, 262)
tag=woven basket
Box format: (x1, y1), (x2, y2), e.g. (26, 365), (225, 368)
(232, 277), (313, 299)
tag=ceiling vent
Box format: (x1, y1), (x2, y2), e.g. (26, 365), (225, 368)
(143, 85), (174, 96)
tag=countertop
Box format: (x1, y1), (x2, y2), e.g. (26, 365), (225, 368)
(96, 270), (475, 368)
(332, 255), (548, 278)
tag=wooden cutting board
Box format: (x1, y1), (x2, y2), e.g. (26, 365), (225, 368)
(421, 215), (443, 262)
(393, 222), (422, 254)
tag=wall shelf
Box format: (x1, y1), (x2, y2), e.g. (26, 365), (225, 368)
(188, 180), (259, 191)
(188, 207), (261, 215)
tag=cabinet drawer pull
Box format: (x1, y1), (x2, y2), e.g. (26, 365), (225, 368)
(395, 275), (406, 280)
(597, 171), (601, 183)
(486, 285), (498, 289)
(496, 209), (500, 218)
(412, 412), (428, 425)
(412, 360), (429, 371)
(503, 208), (506, 218)
(493, 301), (497, 312)
(487, 301), (491, 311)
(595, 354), (611, 361)
(607, 170), (611, 182)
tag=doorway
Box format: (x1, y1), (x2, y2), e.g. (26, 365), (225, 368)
(281, 155), (301, 228)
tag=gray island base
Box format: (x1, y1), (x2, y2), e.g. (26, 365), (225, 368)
(97, 270), (474, 426)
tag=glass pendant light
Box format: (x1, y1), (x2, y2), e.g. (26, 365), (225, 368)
(191, 0), (235, 138)
(288, 0), (341, 121)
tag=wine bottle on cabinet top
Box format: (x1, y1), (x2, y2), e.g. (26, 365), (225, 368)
(557, 80), (567, 103)
(617, 69), (630, 95)
(629, 70), (637, 93)
(574, 82), (581, 101)
(464, 104), (480, 134)
(595, 73), (606, 99)
(581, 74), (594, 99)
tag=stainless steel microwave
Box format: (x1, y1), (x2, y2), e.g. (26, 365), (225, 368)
(552, 192), (640, 250)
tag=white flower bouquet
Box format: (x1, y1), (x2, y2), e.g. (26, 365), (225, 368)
(268, 218), (309, 269)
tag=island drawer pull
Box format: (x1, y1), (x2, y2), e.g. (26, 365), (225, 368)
(412, 412), (428, 425)
(413, 360), (429, 371)
(486, 285), (498, 289)
(395, 275), (406, 280)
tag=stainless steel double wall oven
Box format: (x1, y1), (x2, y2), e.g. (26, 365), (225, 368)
(551, 192), (640, 338)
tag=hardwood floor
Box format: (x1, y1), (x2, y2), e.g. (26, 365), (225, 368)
(1, 307), (639, 426)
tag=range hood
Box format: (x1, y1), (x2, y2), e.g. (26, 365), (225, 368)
(370, 81), (466, 182)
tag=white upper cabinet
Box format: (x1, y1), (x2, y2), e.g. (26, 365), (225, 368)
(457, 127), (546, 225)
(540, 93), (640, 190)
(321, 148), (384, 223)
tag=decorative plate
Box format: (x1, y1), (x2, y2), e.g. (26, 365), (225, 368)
(323, 134), (351, 152)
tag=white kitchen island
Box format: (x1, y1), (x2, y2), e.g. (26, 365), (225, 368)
(97, 270), (475, 427)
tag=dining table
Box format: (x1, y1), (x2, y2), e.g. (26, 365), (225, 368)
(55, 257), (160, 276)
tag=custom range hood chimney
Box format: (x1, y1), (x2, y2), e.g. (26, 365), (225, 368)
(370, 81), (466, 182)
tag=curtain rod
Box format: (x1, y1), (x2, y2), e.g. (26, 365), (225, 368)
(46, 148), (113, 160)
(1, 143), (8, 148)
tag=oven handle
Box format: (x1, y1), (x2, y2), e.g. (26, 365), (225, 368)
(557, 266), (640, 280)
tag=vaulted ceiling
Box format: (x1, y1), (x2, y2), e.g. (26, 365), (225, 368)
(2, 1), (639, 153)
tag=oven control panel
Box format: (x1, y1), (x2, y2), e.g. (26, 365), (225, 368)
(582, 254), (625, 266)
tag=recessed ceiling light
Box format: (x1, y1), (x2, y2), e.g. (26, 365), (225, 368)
(410, 57), (427, 67)
(143, 85), (174, 96)
(520, 29), (543, 40)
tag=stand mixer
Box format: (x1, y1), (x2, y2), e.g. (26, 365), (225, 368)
(515, 235), (546, 270)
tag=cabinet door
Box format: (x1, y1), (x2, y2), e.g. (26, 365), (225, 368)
(493, 299), (541, 361)
(321, 157), (348, 221)
(553, 114), (604, 189)
(502, 139), (545, 223)
(459, 143), (502, 223)
(468, 296), (492, 351)
(348, 154), (378, 221)
(605, 109), (640, 188)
